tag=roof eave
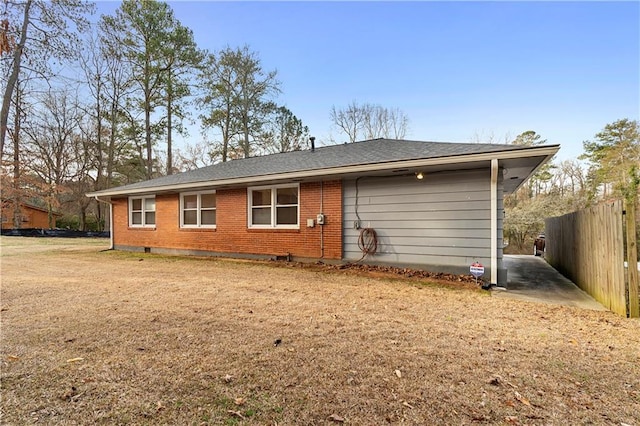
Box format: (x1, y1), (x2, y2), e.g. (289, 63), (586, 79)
(87, 145), (560, 198)
(507, 148), (559, 194)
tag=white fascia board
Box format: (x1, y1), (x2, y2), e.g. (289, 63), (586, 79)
(87, 145), (560, 198)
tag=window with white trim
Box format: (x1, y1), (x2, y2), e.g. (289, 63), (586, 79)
(180, 191), (216, 228)
(129, 196), (155, 227)
(248, 184), (299, 228)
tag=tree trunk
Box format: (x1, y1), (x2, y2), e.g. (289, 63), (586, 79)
(144, 57), (153, 179)
(79, 205), (87, 231)
(47, 201), (54, 229)
(221, 106), (231, 162)
(166, 72), (173, 175)
(145, 101), (152, 179)
(1, 0), (32, 160)
(106, 97), (118, 187)
(243, 122), (250, 158)
(96, 202), (103, 232)
(95, 76), (104, 190)
(11, 83), (22, 229)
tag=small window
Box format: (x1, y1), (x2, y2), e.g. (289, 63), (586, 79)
(129, 196), (155, 227)
(180, 191), (216, 228)
(248, 184), (299, 228)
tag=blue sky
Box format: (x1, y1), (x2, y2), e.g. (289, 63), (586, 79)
(95, 1), (639, 161)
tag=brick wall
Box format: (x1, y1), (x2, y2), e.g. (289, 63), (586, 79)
(112, 180), (342, 260)
(1, 205), (55, 229)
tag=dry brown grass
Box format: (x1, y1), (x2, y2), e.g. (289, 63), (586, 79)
(1, 236), (639, 425)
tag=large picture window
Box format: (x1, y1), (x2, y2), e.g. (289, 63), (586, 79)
(129, 196), (155, 227)
(248, 184), (299, 228)
(180, 191), (216, 228)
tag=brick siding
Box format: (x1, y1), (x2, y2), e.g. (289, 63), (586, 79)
(1, 204), (55, 229)
(112, 180), (342, 260)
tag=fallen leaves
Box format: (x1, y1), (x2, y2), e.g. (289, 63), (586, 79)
(514, 391), (531, 406)
(328, 413), (345, 423)
(394, 369), (402, 378)
(487, 375), (517, 388)
(488, 375), (502, 386)
(227, 410), (245, 420)
(286, 260), (479, 285)
(66, 357), (84, 363)
(3, 238), (639, 425)
(59, 386), (85, 402)
(486, 376), (537, 416)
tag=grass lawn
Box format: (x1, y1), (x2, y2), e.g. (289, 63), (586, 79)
(1, 236), (639, 425)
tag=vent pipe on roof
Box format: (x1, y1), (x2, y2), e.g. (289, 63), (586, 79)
(310, 136), (315, 152)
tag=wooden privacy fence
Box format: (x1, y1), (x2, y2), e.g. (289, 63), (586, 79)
(545, 199), (639, 317)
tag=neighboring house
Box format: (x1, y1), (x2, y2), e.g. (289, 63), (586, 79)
(87, 138), (559, 286)
(0, 202), (61, 229)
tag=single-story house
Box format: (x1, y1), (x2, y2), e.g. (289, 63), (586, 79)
(87, 138), (559, 286)
(0, 201), (62, 229)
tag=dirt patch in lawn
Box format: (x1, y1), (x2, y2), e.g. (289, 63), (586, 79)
(1, 237), (639, 425)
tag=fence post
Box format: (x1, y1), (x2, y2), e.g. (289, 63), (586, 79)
(626, 198), (639, 318)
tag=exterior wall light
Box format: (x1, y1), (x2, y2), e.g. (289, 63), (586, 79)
(415, 172), (424, 180)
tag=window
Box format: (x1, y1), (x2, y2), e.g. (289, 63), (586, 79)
(129, 196), (155, 227)
(180, 191), (216, 228)
(248, 184), (299, 228)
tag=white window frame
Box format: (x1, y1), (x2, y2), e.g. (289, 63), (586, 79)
(180, 191), (217, 229)
(128, 196), (156, 228)
(248, 183), (299, 229)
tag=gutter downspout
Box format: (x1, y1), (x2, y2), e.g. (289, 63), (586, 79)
(490, 158), (498, 286)
(320, 180), (324, 258)
(95, 196), (113, 250)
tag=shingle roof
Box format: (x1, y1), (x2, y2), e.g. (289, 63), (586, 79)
(89, 138), (559, 196)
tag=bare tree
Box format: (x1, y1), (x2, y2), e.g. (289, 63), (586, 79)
(77, 30), (138, 229)
(387, 107), (409, 140)
(21, 89), (84, 226)
(77, 32), (107, 194)
(4, 72), (31, 227)
(330, 101), (409, 142)
(469, 130), (513, 145)
(174, 141), (216, 172)
(71, 113), (99, 230)
(330, 101), (364, 143)
(0, 0), (94, 160)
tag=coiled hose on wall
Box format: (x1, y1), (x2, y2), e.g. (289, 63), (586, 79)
(357, 227), (378, 258)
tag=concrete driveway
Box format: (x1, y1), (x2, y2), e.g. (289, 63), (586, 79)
(492, 255), (607, 311)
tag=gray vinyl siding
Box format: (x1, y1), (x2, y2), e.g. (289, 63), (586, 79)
(342, 169), (503, 275)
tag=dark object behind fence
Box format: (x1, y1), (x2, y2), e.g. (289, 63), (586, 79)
(1, 228), (109, 238)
